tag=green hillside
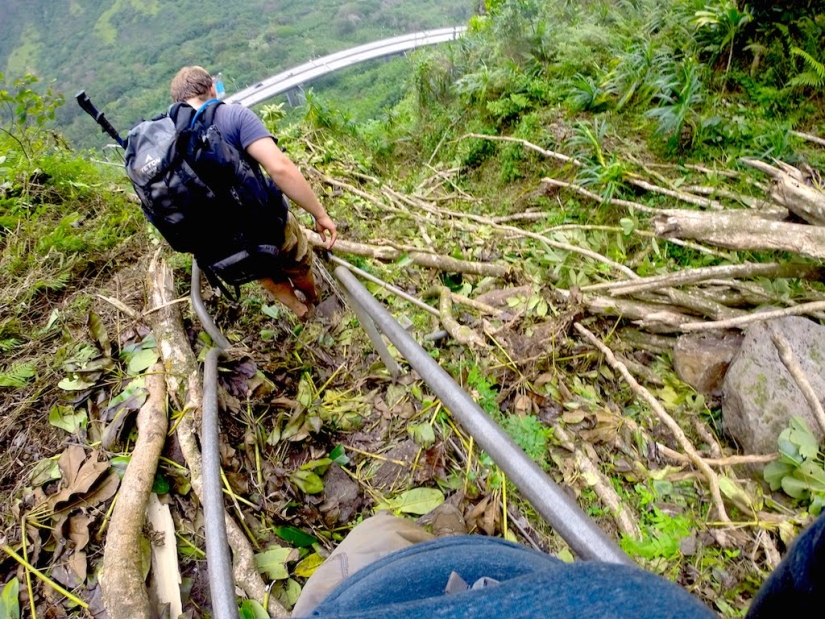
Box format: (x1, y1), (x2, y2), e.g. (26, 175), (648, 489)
(0, 0), (471, 147)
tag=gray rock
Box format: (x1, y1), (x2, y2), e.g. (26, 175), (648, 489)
(674, 331), (744, 395)
(722, 316), (825, 455)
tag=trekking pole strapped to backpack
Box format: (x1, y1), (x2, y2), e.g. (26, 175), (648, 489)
(75, 91), (126, 148)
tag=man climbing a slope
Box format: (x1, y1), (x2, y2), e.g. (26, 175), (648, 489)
(170, 65), (337, 318)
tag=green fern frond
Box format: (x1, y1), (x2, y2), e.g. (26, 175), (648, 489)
(0, 338), (21, 353)
(790, 47), (825, 87)
(789, 72), (825, 89)
(33, 271), (71, 292)
(0, 362), (35, 388)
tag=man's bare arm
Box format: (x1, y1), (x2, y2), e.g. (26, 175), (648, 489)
(246, 137), (337, 249)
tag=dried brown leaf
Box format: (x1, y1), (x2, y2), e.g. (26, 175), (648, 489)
(58, 445), (86, 487)
(68, 514), (93, 551)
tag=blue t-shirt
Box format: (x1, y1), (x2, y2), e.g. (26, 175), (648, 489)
(212, 103), (273, 152)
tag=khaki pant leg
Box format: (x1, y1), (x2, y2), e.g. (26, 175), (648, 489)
(291, 512), (433, 617)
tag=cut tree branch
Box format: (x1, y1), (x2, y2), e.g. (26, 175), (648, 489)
(741, 158), (825, 226)
(628, 177), (724, 210)
(101, 364), (167, 619)
(439, 287), (486, 348)
(769, 325), (825, 435)
(552, 423), (641, 540)
(583, 262), (824, 296)
(653, 210), (825, 260)
(303, 229), (509, 278)
(791, 130), (825, 147)
(459, 133), (582, 166)
(680, 300), (825, 332)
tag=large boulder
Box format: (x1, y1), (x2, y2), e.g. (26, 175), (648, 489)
(674, 331), (744, 395)
(722, 316), (825, 455)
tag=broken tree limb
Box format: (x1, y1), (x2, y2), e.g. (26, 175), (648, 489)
(547, 177), (788, 220)
(653, 209), (825, 260)
(439, 287), (487, 348)
(552, 423), (641, 540)
(574, 323), (731, 523)
(459, 133), (582, 166)
(583, 262), (824, 296)
(302, 229), (509, 278)
(628, 177), (725, 210)
(741, 158), (825, 226)
(792, 130), (825, 147)
(146, 255), (288, 618)
(101, 364), (167, 619)
(656, 444), (779, 468)
(583, 295), (695, 333)
(617, 329), (676, 355)
(680, 300), (825, 332)
(769, 325), (825, 435)
(679, 185), (770, 210)
(633, 289), (746, 321)
(422, 286), (505, 317)
(96, 294), (142, 321)
(543, 178), (664, 215)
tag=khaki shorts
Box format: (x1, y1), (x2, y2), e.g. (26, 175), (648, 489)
(291, 513), (433, 616)
(268, 211), (312, 282)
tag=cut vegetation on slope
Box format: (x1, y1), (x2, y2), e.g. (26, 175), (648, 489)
(3, 0), (825, 617)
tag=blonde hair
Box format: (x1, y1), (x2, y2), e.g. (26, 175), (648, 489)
(170, 66), (212, 102)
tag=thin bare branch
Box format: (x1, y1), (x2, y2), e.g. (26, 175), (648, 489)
(575, 323), (731, 523)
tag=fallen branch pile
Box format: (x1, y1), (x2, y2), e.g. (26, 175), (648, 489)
(295, 137), (825, 540)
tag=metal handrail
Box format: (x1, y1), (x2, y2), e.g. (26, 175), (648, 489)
(190, 269), (237, 619)
(191, 262), (231, 349)
(201, 347), (239, 619)
(334, 266), (632, 565)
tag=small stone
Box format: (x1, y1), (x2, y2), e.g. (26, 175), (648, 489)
(680, 533), (698, 557)
(397, 315), (414, 331)
(673, 331), (743, 395)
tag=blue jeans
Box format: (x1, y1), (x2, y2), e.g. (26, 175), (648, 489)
(303, 536), (715, 618)
(300, 513), (825, 618)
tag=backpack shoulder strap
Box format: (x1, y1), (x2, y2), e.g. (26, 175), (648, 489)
(168, 102), (196, 132)
(190, 99), (222, 129)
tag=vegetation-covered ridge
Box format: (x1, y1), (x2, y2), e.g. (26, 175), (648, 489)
(4, 0), (825, 617)
(0, 0), (470, 148)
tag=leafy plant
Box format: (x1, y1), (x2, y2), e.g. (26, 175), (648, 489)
(622, 505), (693, 560)
(764, 416), (825, 515)
(693, 1), (753, 75)
(567, 73), (613, 112)
(0, 578), (19, 619)
(0, 73), (65, 161)
(606, 38), (672, 111)
(501, 414), (552, 462)
(645, 59), (705, 152)
(568, 119), (627, 199)
(0, 362), (36, 388)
